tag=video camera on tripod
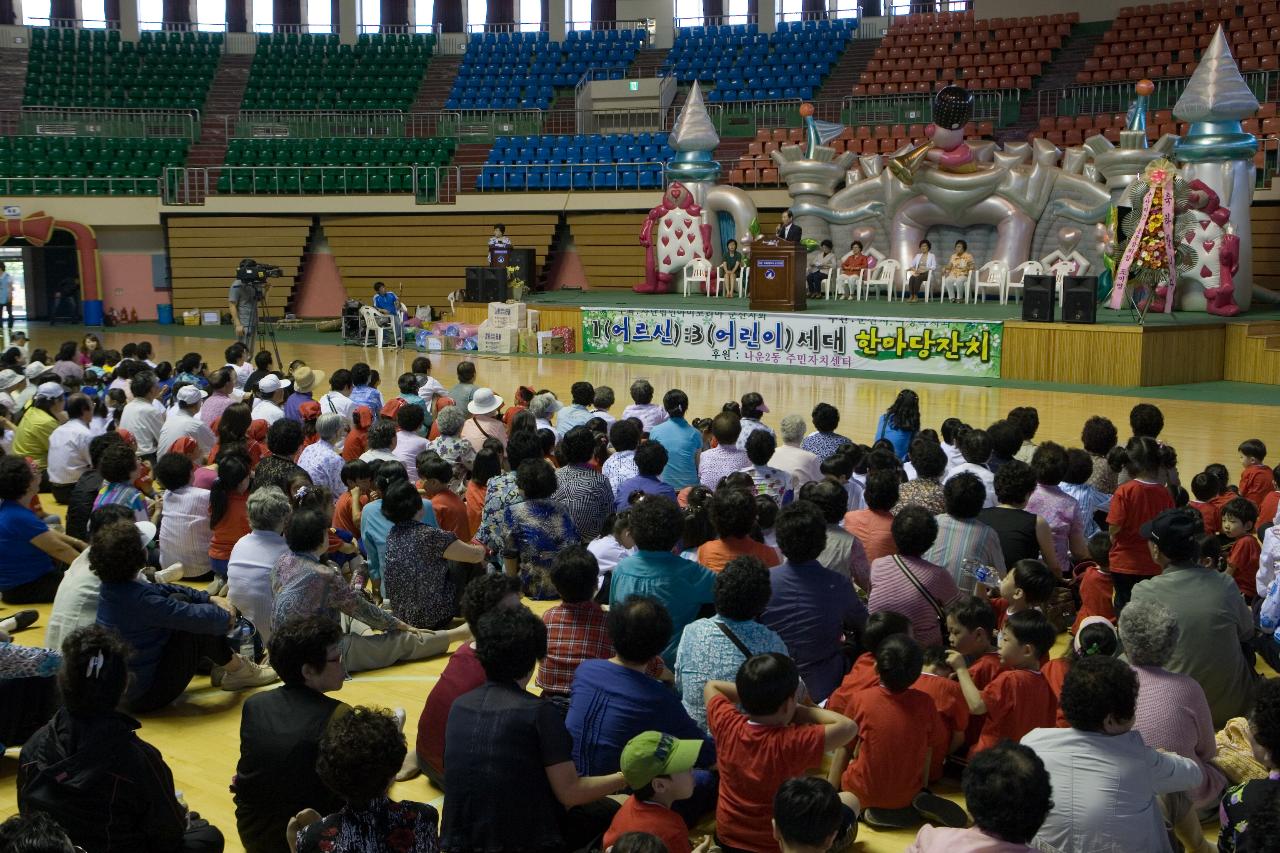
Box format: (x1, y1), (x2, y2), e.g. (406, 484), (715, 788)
(236, 258), (282, 288)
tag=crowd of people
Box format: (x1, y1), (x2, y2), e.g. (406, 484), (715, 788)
(1, 332), (1279, 853)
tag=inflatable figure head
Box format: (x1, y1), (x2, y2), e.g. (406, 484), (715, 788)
(928, 85), (974, 151)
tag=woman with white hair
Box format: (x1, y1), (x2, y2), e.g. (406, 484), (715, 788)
(1121, 599), (1224, 852)
(428, 405), (476, 494)
(767, 414), (823, 489)
(228, 486), (292, 644)
(297, 413), (347, 504)
(528, 392), (561, 433)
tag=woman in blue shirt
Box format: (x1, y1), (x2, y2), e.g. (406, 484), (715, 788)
(0, 455), (84, 604)
(648, 389), (701, 490)
(875, 389), (920, 460)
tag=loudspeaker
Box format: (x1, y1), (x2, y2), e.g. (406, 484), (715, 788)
(1021, 275), (1056, 322)
(1062, 276), (1098, 324)
(465, 266), (509, 302)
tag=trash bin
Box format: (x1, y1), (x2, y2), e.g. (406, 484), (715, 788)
(157, 304), (174, 325)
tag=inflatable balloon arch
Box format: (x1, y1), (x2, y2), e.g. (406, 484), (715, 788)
(637, 27), (1270, 319)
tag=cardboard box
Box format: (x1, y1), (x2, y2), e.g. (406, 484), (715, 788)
(518, 329), (536, 353)
(478, 321), (519, 353)
(182, 310), (200, 327)
(526, 309), (540, 332)
(487, 301), (527, 328)
(415, 330), (442, 351)
(201, 311), (221, 325)
(549, 325), (576, 353)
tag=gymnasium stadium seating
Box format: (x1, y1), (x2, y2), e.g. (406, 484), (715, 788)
(216, 137), (456, 194)
(1081, 0), (1280, 84)
(0, 135), (187, 195)
(663, 21), (853, 103)
(241, 32), (435, 111)
(855, 10), (1076, 95)
(446, 29), (644, 111)
(24, 28), (220, 109)
(476, 133), (669, 190)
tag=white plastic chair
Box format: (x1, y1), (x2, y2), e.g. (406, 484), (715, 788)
(940, 270), (974, 302)
(900, 267), (936, 301)
(859, 259), (899, 300)
(358, 305), (395, 347)
(1006, 260), (1043, 304)
(813, 255), (838, 299)
(683, 257), (712, 297)
(735, 262), (750, 298)
(971, 261), (1008, 303)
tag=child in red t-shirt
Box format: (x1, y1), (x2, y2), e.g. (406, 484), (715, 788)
(945, 595), (1002, 753)
(1189, 471), (1224, 537)
(1239, 439), (1272, 510)
(828, 636), (967, 830)
(1041, 617), (1119, 727)
(1072, 532), (1116, 633)
(331, 459), (374, 540)
(705, 654), (859, 853)
(913, 645), (970, 783)
(1221, 497), (1262, 602)
(949, 610), (1059, 757)
(603, 731), (703, 853)
(828, 611), (912, 703)
(982, 558), (1057, 631)
(417, 452), (472, 541)
(1107, 437), (1175, 608)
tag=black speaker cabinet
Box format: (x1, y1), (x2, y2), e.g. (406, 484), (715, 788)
(1062, 276), (1098, 324)
(1021, 274), (1056, 323)
(465, 266), (509, 302)
(490, 247), (537, 289)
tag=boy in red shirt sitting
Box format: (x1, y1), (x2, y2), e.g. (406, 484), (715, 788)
(944, 595), (1002, 757)
(948, 609), (1058, 757)
(1221, 496), (1262, 602)
(828, 635), (967, 830)
(829, 610), (911, 698)
(416, 452), (472, 541)
(913, 645), (970, 782)
(1071, 532), (1116, 632)
(1189, 471), (1224, 537)
(1239, 439), (1272, 509)
(981, 558), (1057, 631)
(603, 731), (703, 853)
(705, 653), (859, 853)
(331, 459), (374, 540)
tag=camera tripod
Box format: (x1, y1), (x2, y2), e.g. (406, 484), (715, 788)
(241, 282), (281, 367)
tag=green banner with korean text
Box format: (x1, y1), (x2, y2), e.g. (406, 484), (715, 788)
(581, 307), (1002, 378)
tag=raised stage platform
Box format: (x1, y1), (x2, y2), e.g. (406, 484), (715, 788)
(453, 292), (1280, 388)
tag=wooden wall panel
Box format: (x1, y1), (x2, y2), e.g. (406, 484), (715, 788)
(1251, 204), (1280, 301)
(165, 215), (311, 314)
(1003, 321), (1227, 387)
(1224, 322), (1280, 384)
(566, 212), (647, 290)
(322, 214), (558, 307)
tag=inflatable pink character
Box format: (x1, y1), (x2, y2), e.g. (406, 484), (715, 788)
(1184, 178), (1241, 316)
(636, 181), (713, 294)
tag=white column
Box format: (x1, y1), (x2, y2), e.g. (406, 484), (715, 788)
(547, 0), (564, 41)
(338, 0), (356, 42)
(757, 0), (775, 32)
(119, 0), (140, 40)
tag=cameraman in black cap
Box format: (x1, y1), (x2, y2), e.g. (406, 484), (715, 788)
(1129, 507), (1257, 727)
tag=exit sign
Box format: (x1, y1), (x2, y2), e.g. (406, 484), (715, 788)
(628, 81), (639, 91)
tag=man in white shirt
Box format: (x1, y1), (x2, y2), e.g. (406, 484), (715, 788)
(119, 371), (166, 460)
(359, 419), (399, 465)
(157, 384), (217, 459)
(251, 374), (290, 426)
(320, 368), (355, 421)
(765, 414), (823, 491)
(941, 428), (997, 508)
(16, 362), (45, 410)
(47, 393), (96, 503)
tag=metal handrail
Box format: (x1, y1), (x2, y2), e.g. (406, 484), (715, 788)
(468, 159), (666, 191)
(1035, 71), (1277, 120)
(841, 89), (1016, 125)
(777, 8), (860, 22)
(164, 166), (208, 204)
(464, 21), (549, 33)
(566, 18), (651, 32)
(0, 175), (161, 193)
(357, 23), (441, 34)
(23, 17), (119, 28)
(209, 163), (450, 196)
(884, 1), (970, 16)
(0, 107), (200, 139)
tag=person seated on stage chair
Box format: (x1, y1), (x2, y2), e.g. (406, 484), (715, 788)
(371, 282), (402, 347)
(488, 223), (511, 256)
(906, 239), (937, 303)
(806, 240), (836, 299)
(837, 241), (873, 300)
(776, 210), (802, 243)
(718, 239), (744, 297)
(940, 240), (975, 304)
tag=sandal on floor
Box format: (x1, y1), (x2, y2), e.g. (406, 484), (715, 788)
(861, 806), (920, 830)
(912, 791), (969, 828)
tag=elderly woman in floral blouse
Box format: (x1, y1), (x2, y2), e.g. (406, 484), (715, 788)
(297, 414), (348, 506)
(427, 406), (475, 495)
(501, 458), (579, 600)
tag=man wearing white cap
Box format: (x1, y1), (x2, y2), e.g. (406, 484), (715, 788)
(252, 374), (291, 426)
(158, 384), (216, 459)
(461, 388), (507, 454)
(15, 362), (46, 410)
(47, 394), (96, 503)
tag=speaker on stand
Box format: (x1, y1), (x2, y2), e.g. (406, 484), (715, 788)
(1062, 276), (1099, 324)
(1021, 275), (1056, 323)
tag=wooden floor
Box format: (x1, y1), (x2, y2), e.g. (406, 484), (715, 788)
(2, 324), (1268, 850)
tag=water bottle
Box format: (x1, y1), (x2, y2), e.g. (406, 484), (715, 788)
(961, 558), (1000, 592)
(228, 617), (257, 662)
(1260, 583), (1280, 633)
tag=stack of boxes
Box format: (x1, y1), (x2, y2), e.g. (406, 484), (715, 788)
(479, 301), (541, 354)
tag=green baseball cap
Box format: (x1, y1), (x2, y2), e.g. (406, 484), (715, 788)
(620, 731), (703, 789)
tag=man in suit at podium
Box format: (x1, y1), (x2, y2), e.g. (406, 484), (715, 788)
(776, 210), (802, 243)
